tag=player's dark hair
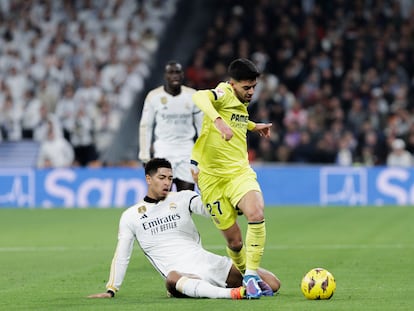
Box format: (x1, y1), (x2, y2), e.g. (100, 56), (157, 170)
(228, 58), (260, 81)
(144, 158), (172, 176)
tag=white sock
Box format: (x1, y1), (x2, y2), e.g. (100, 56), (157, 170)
(176, 276), (231, 298)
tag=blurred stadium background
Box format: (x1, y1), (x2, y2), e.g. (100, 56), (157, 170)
(0, 0), (414, 165)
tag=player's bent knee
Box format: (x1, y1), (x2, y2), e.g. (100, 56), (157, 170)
(227, 240), (243, 252)
(166, 271), (180, 290)
(241, 205), (264, 222)
(165, 271), (188, 298)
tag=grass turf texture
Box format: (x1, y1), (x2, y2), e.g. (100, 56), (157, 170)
(1, 206), (413, 311)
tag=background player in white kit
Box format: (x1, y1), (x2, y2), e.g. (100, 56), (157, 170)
(138, 61), (203, 191)
(88, 158), (280, 299)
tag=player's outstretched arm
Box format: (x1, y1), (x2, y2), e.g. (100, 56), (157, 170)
(87, 291), (113, 298)
(251, 123), (272, 138)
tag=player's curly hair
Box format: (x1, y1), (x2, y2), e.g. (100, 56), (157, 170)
(228, 58), (260, 81)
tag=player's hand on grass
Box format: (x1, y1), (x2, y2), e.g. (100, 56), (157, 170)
(87, 292), (113, 298)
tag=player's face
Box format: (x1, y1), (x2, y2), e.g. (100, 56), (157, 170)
(165, 64), (184, 89)
(231, 79), (257, 103)
(147, 167), (173, 200)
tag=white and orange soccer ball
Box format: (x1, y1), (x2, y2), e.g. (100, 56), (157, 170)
(300, 267), (336, 300)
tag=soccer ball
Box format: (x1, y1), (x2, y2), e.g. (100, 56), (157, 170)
(300, 267), (336, 300)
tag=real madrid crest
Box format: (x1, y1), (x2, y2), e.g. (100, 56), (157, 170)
(161, 96), (167, 105)
(169, 202), (177, 210)
(137, 205), (147, 214)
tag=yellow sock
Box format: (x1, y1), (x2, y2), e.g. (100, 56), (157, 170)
(245, 221), (266, 271)
(226, 245), (246, 274)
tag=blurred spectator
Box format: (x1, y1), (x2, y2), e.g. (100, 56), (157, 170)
(274, 83), (295, 112)
(291, 130), (314, 163)
(94, 95), (122, 160)
(186, 49), (213, 89)
(283, 99), (308, 129)
(33, 104), (53, 142)
(386, 138), (413, 167)
(100, 49), (127, 93)
(359, 146), (376, 166)
(0, 95), (22, 141)
(283, 121), (301, 149)
(21, 89), (42, 139)
(370, 87), (389, 115)
(254, 139), (276, 163)
(385, 105), (411, 139)
(5, 65), (27, 104)
(356, 124), (387, 165)
(313, 132), (337, 164)
(346, 98), (367, 134)
(55, 84), (77, 142)
(37, 79), (59, 114)
(117, 58), (146, 110)
(366, 97), (387, 132)
(274, 144), (291, 163)
(37, 118), (74, 168)
(73, 77), (102, 116)
(71, 106), (99, 167)
(336, 135), (353, 166)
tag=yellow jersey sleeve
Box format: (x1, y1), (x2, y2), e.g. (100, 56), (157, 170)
(192, 90), (220, 121)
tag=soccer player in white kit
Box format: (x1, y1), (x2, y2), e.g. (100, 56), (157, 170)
(138, 61), (203, 191)
(88, 158), (280, 299)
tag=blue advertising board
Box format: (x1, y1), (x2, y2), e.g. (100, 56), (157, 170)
(1, 166), (414, 208)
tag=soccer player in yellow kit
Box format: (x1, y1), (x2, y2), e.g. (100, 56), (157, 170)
(191, 58), (273, 299)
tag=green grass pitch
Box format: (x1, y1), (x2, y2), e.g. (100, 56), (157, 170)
(1, 206), (413, 310)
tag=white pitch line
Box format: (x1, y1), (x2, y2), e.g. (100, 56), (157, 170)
(204, 244), (414, 250)
(0, 244), (413, 252)
(0, 246), (68, 252)
(0, 246), (112, 252)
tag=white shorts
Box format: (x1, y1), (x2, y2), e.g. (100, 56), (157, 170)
(171, 160), (195, 184)
(153, 144), (194, 183)
(171, 249), (233, 287)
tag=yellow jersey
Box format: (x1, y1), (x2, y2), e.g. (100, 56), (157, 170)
(191, 82), (256, 176)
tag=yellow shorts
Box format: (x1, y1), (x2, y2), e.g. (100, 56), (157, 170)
(198, 167), (261, 230)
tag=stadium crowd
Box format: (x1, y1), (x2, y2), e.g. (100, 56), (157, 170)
(0, 0), (177, 167)
(185, 0), (414, 166)
(1, 0), (414, 167)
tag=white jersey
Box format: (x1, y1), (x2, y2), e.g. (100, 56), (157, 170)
(138, 86), (203, 182)
(386, 151), (413, 167)
(106, 191), (232, 293)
